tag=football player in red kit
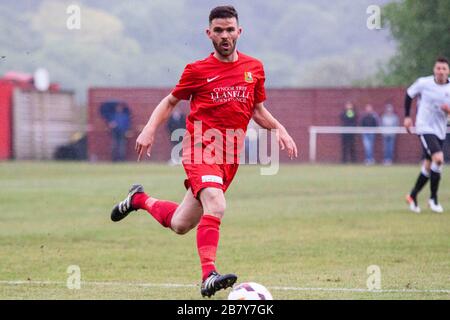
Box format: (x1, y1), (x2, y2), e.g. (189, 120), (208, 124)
(111, 5), (298, 297)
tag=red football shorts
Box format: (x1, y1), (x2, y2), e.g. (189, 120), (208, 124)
(183, 162), (239, 199)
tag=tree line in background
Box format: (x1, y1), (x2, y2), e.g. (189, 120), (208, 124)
(379, 0), (450, 85)
(0, 0), (448, 102)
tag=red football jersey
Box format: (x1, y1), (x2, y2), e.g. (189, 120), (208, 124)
(171, 51), (266, 136)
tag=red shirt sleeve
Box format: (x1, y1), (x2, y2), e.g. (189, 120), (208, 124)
(254, 64), (266, 104)
(171, 63), (200, 100)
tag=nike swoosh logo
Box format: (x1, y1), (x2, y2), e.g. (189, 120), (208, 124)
(207, 76), (220, 83)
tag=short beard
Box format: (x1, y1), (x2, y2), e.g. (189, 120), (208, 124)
(212, 40), (237, 58)
(435, 75), (449, 84)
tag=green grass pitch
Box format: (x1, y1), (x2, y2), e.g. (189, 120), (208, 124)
(0, 162), (449, 299)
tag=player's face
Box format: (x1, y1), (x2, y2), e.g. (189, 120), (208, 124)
(207, 17), (242, 58)
(433, 62), (449, 84)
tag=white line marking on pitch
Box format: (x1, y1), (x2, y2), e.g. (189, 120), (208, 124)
(269, 286), (450, 294)
(0, 280), (449, 294)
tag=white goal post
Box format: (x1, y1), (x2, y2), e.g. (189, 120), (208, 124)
(308, 126), (420, 162)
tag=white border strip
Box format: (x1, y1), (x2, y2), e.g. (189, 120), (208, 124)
(1, 280), (449, 294)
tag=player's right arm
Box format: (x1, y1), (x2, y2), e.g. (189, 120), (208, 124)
(403, 93), (414, 134)
(135, 63), (198, 160)
(404, 77), (423, 134)
(135, 94), (180, 161)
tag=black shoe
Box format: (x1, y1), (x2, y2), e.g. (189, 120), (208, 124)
(110, 184), (144, 222)
(200, 271), (237, 298)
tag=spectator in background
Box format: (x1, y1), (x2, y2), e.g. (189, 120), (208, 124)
(166, 109), (186, 165)
(360, 104), (379, 165)
(109, 103), (131, 162)
(340, 102), (357, 163)
(381, 104), (399, 165)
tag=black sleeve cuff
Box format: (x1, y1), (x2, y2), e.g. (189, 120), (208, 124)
(404, 93), (413, 117)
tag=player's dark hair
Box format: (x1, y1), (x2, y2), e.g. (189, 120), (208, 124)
(436, 56), (449, 66)
(209, 5), (239, 24)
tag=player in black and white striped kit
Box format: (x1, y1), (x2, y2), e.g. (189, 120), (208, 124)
(404, 57), (450, 213)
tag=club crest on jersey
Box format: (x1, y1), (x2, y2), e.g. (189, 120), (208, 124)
(244, 71), (253, 83)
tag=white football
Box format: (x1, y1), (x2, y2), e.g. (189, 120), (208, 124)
(228, 282), (273, 300)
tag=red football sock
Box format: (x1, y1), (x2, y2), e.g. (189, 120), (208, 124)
(197, 214), (221, 280)
(131, 193), (178, 228)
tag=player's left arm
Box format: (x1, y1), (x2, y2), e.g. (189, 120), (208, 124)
(252, 102), (298, 159)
